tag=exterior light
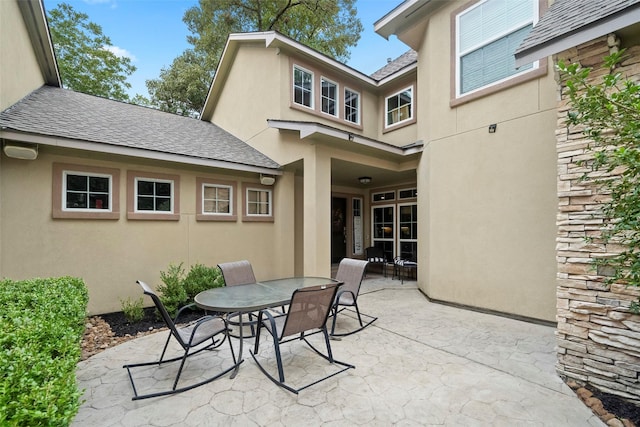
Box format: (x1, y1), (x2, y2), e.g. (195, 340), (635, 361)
(358, 176), (372, 184)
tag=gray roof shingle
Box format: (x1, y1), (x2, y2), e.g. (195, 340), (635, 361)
(370, 49), (417, 81)
(0, 86), (279, 170)
(517, 0), (640, 55)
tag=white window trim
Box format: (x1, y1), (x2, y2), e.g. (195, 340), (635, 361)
(320, 76), (339, 117)
(202, 183), (233, 216)
(385, 86), (414, 129)
(134, 177), (174, 214)
(293, 64), (314, 110)
(245, 187), (272, 217)
(62, 170), (113, 212)
(455, 0), (539, 98)
(344, 86), (360, 125)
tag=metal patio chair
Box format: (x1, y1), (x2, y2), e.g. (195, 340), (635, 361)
(250, 283), (354, 394)
(365, 246), (387, 277)
(123, 280), (237, 400)
(330, 258), (377, 337)
(218, 260), (260, 337)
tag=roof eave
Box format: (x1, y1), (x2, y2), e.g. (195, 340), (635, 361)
(0, 128), (282, 175)
(18, 0), (61, 87)
(515, 6), (640, 67)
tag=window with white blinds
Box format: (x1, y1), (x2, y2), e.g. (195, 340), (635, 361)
(456, 0), (536, 96)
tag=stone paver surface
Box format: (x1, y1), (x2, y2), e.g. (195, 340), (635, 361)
(73, 277), (603, 426)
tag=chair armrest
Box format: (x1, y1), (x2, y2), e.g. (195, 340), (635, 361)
(174, 302), (198, 323)
(185, 315), (226, 345)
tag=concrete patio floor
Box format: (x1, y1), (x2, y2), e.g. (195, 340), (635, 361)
(73, 275), (604, 426)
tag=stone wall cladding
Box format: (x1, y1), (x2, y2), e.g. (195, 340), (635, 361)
(556, 34), (640, 403)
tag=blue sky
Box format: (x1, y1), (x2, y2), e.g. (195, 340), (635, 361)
(43, 0), (408, 97)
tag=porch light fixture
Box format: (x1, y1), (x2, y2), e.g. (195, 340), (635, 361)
(358, 176), (372, 184)
(260, 174), (275, 186)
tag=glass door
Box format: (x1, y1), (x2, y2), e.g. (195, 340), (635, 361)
(372, 204), (395, 262)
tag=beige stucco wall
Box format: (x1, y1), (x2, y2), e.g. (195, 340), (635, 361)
(0, 147), (295, 314)
(414, 1), (558, 321)
(0, 0), (45, 110)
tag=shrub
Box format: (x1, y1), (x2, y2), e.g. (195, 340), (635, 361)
(0, 277), (88, 426)
(183, 263), (224, 301)
(157, 262), (187, 317)
(120, 296), (145, 322)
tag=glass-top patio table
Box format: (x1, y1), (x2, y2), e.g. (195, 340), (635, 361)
(194, 276), (340, 378)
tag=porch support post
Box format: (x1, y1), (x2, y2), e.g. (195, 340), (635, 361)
(302, 149), (331, 277)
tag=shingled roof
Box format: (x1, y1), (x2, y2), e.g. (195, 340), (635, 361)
(0, 86), (279, 170)
(370, 49), (417, 81)
(516, 0), (640, 64)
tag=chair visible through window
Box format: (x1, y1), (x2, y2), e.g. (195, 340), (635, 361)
(250, 283), (354, 394)
(123, 280), (237, 400)
(365, 246), (387, 277)
(330, 258), (377, 337)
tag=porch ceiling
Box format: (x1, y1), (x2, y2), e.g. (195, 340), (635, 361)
(332, 159), (416, 188)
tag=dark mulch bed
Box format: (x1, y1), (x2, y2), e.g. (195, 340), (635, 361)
(100, 307), (207, 336)
(99, 309), (639, 425)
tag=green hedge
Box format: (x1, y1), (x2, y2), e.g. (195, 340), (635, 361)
(0, 277), (88, 427)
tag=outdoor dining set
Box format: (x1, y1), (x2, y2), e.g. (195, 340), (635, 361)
(123, 258), (378, 399)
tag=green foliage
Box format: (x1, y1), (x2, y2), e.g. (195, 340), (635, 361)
(120, 296), (145, 322)
(183, 263), (225, 301)
(558, 50), (640, 312)
(147, 0), (362, 115)
(0, 277), (88, 426)
(47, 3), (137, 101)
(157, 262), (188, 317)
(156, 262), (224, 316)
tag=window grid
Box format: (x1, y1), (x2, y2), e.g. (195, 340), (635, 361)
(321, 77), (338, 116)
(246, 188), (272, 216)
(344, 88), (360, 124)
(63, 171), (111, 211)
(135, 178), (173, 213)
(293, 66), (313, 108)
(202, 184), (232, 215)
(386, 87), (413, 127)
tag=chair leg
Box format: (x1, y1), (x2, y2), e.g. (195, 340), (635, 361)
(273, 338), (285, 383)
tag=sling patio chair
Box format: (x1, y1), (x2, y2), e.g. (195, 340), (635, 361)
(250, 283), (354, 394)
(123, 280), (237, 400)
(217, 260), (261, 337)
(330, 258), (378, 337)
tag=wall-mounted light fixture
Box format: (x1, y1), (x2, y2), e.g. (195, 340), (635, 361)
(3, 142), (38, 160)
(488, 124), (497, 133)
(260, 174), (275, 186)
(358, 176), (372, 184)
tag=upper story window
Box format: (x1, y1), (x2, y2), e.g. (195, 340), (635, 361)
(293, 65), (313, 108)
(52, 163), (120, 219)
(321, 77), (338, 116)
(127, 171), (179, 220)
(344, 88), (360, 124)
(456, 0), (536, 96)
(386, 86), (413, 128)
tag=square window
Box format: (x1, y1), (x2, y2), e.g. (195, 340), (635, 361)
(127, 171), (180, 220)
(135, 178), (173, 213)
(196, 178), (237, 221)
(243, 183), (273, 222)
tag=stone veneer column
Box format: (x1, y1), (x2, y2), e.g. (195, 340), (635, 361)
(556, 34), (640, 402)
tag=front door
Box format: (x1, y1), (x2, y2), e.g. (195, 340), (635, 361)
(331, 197), (347, 263)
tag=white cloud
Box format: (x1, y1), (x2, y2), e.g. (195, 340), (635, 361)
(83, 0), (117, 8)
(102, 45), (137, 62)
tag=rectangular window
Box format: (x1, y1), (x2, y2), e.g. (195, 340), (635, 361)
(352, 197), (363, 255)
(64, 172), (111, 211)
(372, 191), (396, 203)
(399, 188), (417, 199)
(243, 183), (273, 222)
(344, 88), (360, 124)
(386, 86), (413, 127)
(321, 77), (338, 116)
(53, 163), (120, 219)
(136, 178), (173, 213)
(457, 0), (536, 96)
(372, 205), (395, 262)
(293, 65), (313, 108)
(398, 204), (417, 261)
(127, 171), (180, 220)
(196, 178), (237, 221)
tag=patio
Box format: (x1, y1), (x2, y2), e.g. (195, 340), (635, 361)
(73, 275), (603, 426)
